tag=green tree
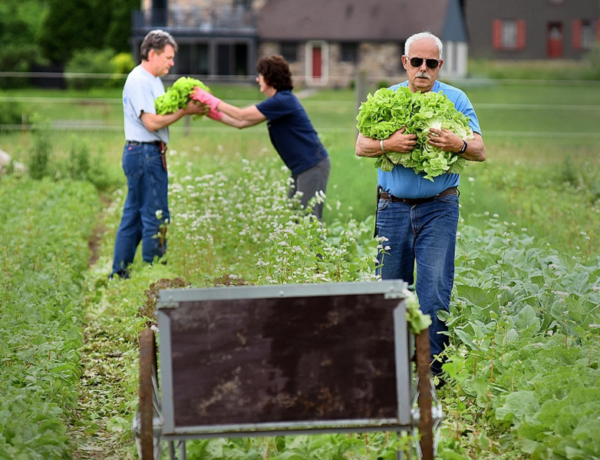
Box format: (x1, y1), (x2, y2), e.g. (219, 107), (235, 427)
(40, 0), (139, 65)
(39, 0), (108, 64)
(0, 0), (46, 85)
(104, 0), (141, 53)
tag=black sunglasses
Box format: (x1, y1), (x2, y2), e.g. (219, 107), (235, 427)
(408, 57), (441, 69)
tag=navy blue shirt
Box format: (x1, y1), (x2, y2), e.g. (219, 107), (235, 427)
(256, 90), (328, 175)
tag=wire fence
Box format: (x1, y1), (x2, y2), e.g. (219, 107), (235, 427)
(2, 71), (600, 86)
(2, 72), (600, 138)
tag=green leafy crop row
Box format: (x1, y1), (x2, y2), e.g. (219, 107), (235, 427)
(438, 219), (600, 459)
(0, 176), (99, 459)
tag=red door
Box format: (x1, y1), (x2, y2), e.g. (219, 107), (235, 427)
(312, 46), (322, 79)
(547, 23), (563, 58)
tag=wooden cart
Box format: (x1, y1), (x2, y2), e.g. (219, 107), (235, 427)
(132, 281), (442, 459)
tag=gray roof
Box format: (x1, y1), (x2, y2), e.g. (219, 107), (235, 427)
(257, 0), (461, 42)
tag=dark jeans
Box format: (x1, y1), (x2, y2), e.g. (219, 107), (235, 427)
(375, 193), (459, 375)
(111, 143), (169, 277)
(288, 157), (331, 221)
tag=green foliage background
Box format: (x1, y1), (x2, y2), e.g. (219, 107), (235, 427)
(39, 0), (139, 64)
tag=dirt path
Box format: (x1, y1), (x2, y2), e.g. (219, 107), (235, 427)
(68, 194), (137, 460)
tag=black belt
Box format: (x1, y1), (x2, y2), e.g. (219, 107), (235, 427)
(126, 140), (164, 147)
(379, 186), (458, 205)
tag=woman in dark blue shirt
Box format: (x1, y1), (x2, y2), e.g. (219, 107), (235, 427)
(194, 55), (330, 221)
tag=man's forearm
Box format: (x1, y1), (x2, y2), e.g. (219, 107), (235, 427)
(459, 133), (486, 162)
(142, 110), (187, 132)
(355, 134), (386, 158)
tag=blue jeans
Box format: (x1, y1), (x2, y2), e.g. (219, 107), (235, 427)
(111, 143), (169, 277)
(375, 194), (459, 375)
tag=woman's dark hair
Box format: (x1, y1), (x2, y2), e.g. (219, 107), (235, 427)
(257, 55), (293, 91)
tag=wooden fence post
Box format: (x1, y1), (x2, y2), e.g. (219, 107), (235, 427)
(355, 70), (368, 137)
(416, 329), (434, 460)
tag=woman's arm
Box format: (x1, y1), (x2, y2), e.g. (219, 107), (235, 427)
(216, 101), (266, 125)
(193, 87), (266, 125)
(216, 112), (265, 129)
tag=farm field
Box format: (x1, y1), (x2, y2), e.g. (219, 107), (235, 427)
(0, 78), (599, 459)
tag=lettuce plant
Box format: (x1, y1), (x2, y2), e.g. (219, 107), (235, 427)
(155, 77), (211, 116)
(356, 87), (473, 180)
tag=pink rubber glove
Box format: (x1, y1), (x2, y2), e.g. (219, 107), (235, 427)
(192, 87), (221, 111)
(207, 107), (223, 121)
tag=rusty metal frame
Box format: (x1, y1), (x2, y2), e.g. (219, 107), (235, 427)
(134, 281), (440, 460)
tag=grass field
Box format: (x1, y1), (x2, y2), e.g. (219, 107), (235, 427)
(1, 78), (600, 259)
(1, 76), (600, 459)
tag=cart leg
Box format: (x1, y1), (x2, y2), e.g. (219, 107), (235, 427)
(416, 329), (434, 460)
(140, 329), (157, 460)
(179, 440), (187, 460)
(396, 432), (404, 460)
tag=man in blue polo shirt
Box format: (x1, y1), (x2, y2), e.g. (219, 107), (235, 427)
(356, 32), (486, 377)
(193, 55), (330, 221)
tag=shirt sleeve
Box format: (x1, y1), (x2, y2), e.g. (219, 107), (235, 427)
(127, 77), (157, 118)
(256, 93), (295, 121)
(454, 93), (482, 135)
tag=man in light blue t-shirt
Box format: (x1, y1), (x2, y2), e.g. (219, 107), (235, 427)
(356, 32), (486, 378)
(111, 30), (204, 279)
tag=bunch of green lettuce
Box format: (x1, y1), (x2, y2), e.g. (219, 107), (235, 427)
(356, 87), (473, 180)
(155, 77), (211, 116)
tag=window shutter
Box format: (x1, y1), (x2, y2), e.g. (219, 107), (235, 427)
(517, 20), (526, 49)
(572, 20), (582, 49)
(493, 20), (503, 49)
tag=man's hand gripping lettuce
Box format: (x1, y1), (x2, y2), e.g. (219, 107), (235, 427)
(356, 87), (473, 180)
(155, 77), (212, 119)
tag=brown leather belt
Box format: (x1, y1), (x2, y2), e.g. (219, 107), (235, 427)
(126, 140), (166, 151)
(126, 141), (168, 170)
(379, 186), (458, 205)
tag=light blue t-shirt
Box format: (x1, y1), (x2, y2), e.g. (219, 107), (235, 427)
(123, 65), (169, 144)
(378, 80), (482, 199)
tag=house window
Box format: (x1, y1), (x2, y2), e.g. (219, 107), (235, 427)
(280, 43), (298, 62)
(493, 19), (526, 50)
(340, 43), (358, 63)
(234, 0), (252, 7)
(502, 20), (518, 48)
(581, 20), (595, 49)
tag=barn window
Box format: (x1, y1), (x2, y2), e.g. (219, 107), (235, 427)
(280, 43), (298, 62)
(493, 19), (526, 50)
(340, 43), (358, 63)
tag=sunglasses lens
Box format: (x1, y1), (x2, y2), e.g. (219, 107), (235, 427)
(410, 57), (423, 67)
(409, 57), (439, 69)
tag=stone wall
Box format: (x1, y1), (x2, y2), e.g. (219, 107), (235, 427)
(258, 41), (407, 89)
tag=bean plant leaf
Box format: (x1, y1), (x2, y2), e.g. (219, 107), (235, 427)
(356, 87), (473, 180)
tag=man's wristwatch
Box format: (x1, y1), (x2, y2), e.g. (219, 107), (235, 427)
(457, 140), (468, 155)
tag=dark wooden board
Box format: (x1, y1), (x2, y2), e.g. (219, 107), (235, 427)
(164, 294), (404, 427)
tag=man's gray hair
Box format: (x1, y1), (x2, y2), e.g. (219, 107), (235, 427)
(140, 30), (178, 61)
(405, 32), (443, 59)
